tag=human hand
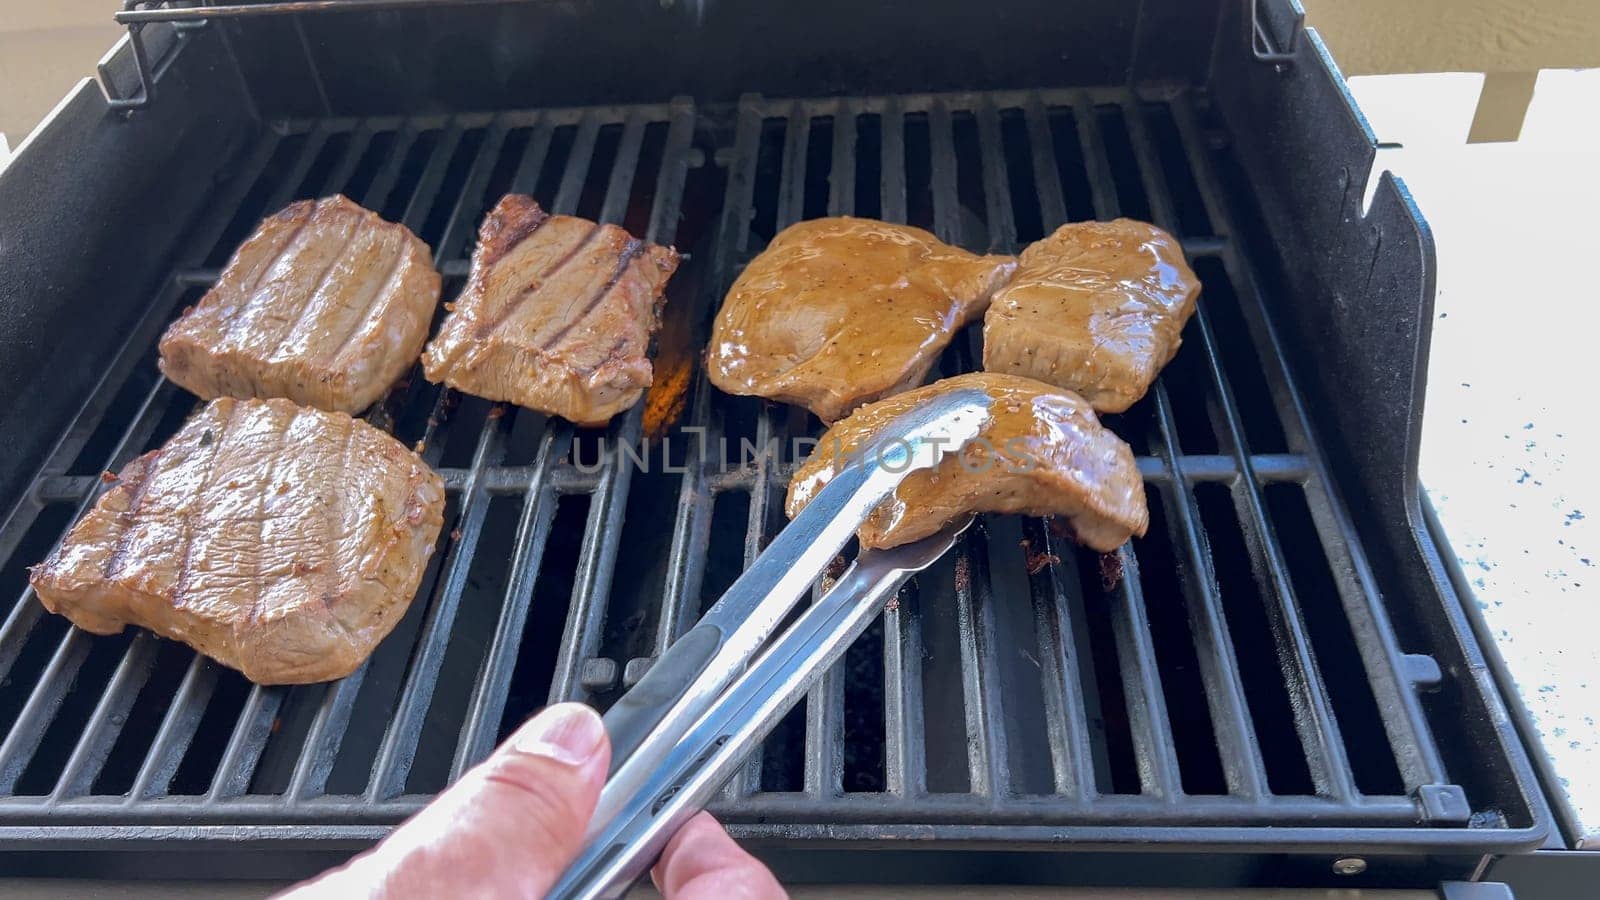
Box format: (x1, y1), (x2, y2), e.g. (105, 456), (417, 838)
(281, 702), (786, 899)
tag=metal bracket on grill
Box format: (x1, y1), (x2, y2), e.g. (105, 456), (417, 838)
(1249, 0), (1303, 66)
(104, 0), (543, 112)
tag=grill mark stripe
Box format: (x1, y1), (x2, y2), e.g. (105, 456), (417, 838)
(244, 406), (302, 632)
(319, 416), (360, 649)
(261, 213), (367, 380)
(221, 209), (317, 348)
(101, 448), (165, 582)
(170, 401), (243, 614)
(532, 238), (645, 357)
(321, 230), (412, 375)
(446, 221), (603, 374)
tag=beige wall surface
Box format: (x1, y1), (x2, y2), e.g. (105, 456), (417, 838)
(0, 0), (121, 144)
(1303, 0), (1600, 75)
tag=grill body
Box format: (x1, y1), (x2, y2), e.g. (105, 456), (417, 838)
(0, 0), (1553, 887)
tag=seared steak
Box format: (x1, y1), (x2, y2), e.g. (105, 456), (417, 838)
(159, 195), (441, 414)
(982, 219), (1199, 413)
(29, 397), (446, 685)
(708, 218), (1016, 423)
(420, 195), (681, 427)
(787, 372), (1146, 551)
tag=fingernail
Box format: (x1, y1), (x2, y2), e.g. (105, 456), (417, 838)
(510, 702), (605, 766)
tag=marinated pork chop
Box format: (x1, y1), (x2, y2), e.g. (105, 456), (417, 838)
(29, 397), (446, 685)
(983, 219), (1199, 413)
(421, 195), (681, 426)
(159, 195), (441, 414)
(787, 372), (1146, 551)
(708, 218), (1017, 423)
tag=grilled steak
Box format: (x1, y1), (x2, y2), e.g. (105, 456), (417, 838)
(159, 195), (441, 414)
(982, 219), (1199, 413)
(708, 218), (1016, 423)
(787, 372), (1146, 551)
(421, 195), (681, 427)
(29, 397), (446, 685)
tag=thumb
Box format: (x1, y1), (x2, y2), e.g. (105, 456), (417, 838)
(282, 702), (610, 899)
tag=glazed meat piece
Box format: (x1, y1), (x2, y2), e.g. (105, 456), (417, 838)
(787, 372), (1146, 551)
(159, 195), (441, 414)
(983, 219), (1199, 413)
(708, 218), (1016, 423)
(421, 195), (681, 426)
(29, 397), (445, 685)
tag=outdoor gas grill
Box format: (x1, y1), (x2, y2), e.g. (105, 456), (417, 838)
(0, 0), (1579, 894)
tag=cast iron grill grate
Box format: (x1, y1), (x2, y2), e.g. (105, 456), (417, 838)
(0, 86), (1528, 844)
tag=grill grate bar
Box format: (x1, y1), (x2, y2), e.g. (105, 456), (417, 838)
(1162, 94), (1450, 798)
(399, 121), (466, 236)
(358, 121), (422, 213)
(827, 100), (857, 217)
(546, 102), (694, 705)
(1113, 96), (1271, 800)
(1023, 93), (1068, 231)
(1150, 384), (1270, 798)
(316, 120), (377, 199)
(433, 120), (511, 262)
(1028, 523), (1098, 800)
(449, 426), (566, 777)
(129, 656), (218, 800)
(0, 630), (94, 793)
(1070, 89), (1185, 800)
(509, 114), (556, 195)
(927, 100), (962, 247)
(366, 417), (505, 799)
(50, 634), (160, 801)
(880, 97), (908, 225)
(552, 115), (602, 217)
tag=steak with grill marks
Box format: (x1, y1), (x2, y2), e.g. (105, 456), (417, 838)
(708, 217), (1016, 423)
(420, 195), (681, 426)
(159, 195), (441, 414)
(787, 372), (1146, 551)
(982, 218), (1200, 413)
(28, 397), (446, 685)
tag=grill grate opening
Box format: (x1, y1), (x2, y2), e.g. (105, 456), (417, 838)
(14, 631), (135, 795)
(529, 124), (577, 210)
(1191, 258), (1289, 454)
(801, 116), (834, 221)
(204, 133), (311, 267)
(699, 490), (753, 618)
(169, 668), (252, 795)
(949, 112), (990, 249)
(302, 131), (355, 199)
(405, 494), (525, 795)
(998, 109), (1047, 244)
(378, 129), (441, 222)
(1140, 103), (1213, 238)
(978, 519), (1062, 796)
(903, 114), (935, 234)
(916, 555), (975, 794)
(624, 122), (673, 239)
(1071, 545), (1141, 794)
(140, 394), (203, 457)
(761, 698), (808, 792)
(1138, 491), (1228, 795)
(1045, 107), (1098, 223)
(341, 129), (399, 207)
(247, 682), (333, 796)
(853, 113), (884, 220)
(495, 493), (591, 739)
(90, 638), (196, 796)
(1157, 326), (1223, 455)
(0, 617), (73, 743)
(1095, 105), (1153, 222)
(574, 123), (624, 222)
(417, 128), (488, 247)
(0, 506), (74, 626)
(1194, 483), (1314, 795)
(1264, 483), (1405, 796)
(841, 613), (887, 793)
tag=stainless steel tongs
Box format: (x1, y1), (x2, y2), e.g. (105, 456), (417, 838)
(549, 388), (990, 899)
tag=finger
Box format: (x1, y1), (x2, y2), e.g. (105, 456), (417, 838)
(281, 702), (610, 899)
(652, 812), (786, 900)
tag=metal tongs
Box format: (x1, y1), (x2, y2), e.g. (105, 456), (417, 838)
(550, 388), (990, 899)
